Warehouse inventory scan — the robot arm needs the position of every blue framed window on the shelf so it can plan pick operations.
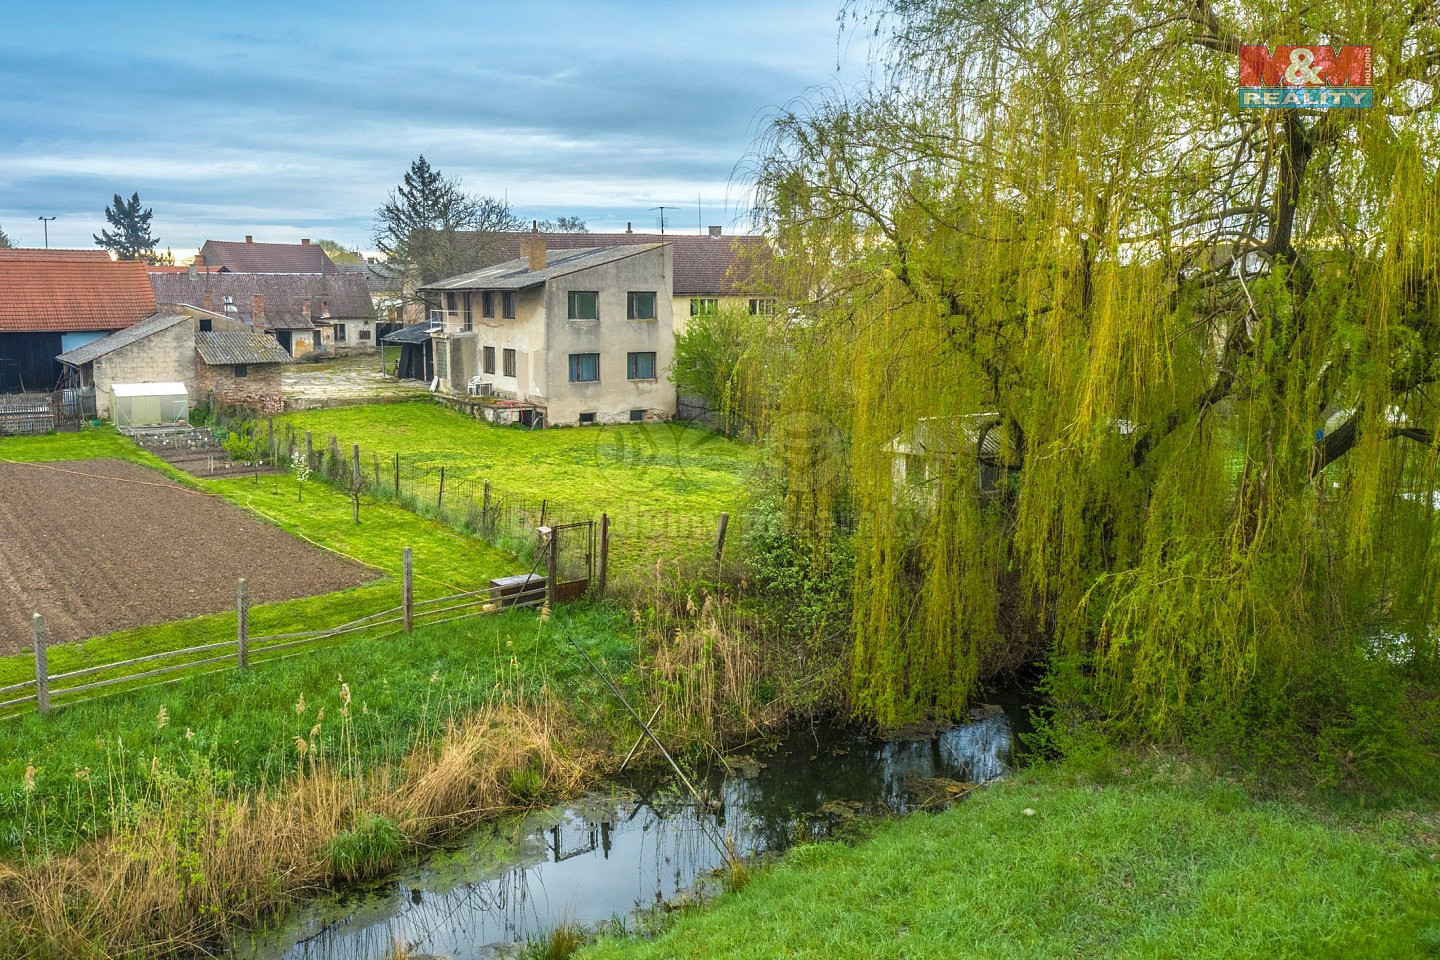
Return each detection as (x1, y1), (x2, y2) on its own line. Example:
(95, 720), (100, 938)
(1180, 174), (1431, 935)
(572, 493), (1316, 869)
(568, 353), (600, 382)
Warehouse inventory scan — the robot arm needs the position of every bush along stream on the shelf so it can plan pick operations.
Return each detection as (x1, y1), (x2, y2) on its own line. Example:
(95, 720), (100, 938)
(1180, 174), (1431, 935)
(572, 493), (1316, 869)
(232, 699), (1026, 959)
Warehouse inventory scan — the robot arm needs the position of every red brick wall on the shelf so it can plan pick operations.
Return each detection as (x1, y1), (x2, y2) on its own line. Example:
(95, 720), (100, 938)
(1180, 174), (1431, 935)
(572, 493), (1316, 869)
(197, 362), (283, 413)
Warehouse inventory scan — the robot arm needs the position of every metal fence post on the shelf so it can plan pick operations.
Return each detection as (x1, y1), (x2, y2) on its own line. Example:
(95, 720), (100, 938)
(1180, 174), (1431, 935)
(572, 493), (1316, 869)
(402, 547), (413, 632)
(237, 578), (250, 668)
(598, 513), (610, 598)
(714, 512), (730, 562)
(546, 528), (558, 607)
(437, 466), (446, 512)
(32, 613), (48, 715)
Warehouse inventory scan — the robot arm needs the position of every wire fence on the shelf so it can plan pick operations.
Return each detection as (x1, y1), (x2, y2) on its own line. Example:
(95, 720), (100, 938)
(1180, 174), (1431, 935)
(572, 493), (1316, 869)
(207, 410), (736, 585)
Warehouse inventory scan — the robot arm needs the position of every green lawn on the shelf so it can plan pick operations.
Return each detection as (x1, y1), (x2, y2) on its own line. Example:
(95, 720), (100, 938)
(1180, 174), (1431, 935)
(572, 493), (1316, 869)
(277, 401), (755, 576)
(582, 763), (1440, 960)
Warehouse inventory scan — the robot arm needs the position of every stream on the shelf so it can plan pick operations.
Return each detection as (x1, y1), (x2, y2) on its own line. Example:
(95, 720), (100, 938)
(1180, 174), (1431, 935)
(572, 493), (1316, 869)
(236, 695), (1025, 960)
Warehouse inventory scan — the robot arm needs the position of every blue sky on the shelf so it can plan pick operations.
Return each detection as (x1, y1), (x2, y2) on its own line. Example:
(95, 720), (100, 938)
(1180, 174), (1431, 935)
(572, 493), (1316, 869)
(0, 1), (866, 255)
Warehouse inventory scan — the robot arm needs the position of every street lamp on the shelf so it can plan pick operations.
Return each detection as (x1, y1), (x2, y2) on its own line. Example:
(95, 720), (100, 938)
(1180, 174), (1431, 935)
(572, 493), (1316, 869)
(37, 216), (55, 249)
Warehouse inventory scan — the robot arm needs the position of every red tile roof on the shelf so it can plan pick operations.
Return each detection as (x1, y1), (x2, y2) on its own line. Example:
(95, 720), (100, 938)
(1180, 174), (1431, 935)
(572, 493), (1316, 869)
(0, 250), (158, 333)
(462, 231), (773, 296)
(200, 239), (339, 274)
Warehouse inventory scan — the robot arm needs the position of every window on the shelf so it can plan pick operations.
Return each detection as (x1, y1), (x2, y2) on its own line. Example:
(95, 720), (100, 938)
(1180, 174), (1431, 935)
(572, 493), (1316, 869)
(627, 291), (657, 320)
(568, 353), (599, 383)
(483, 345), (495, 374)
(579, 412), (597, 425)
(462, 293), (473, 330)
(690, 298), (718, 317)
(629, 408), (646, 422)
(198, 317), (211, 332)
(335, 323), (348, 342)
(748, 298), (777, 316)
(234, 364), (248, 378)
(359, 329), (371, 340)
(568, 290), (600, 320)
(503, 348), (516, 377)
(627, 351), (657, 380)
(502, 292), (515, 318)
(482, 291), (495, 318)
(445, 292), (458, 316)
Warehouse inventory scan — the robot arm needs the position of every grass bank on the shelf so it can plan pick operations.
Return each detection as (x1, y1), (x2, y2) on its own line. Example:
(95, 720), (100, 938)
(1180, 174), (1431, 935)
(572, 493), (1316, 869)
(0, 601), (639, 957)
(581, 759), (1440, 960)
(276, 401), (755, 577)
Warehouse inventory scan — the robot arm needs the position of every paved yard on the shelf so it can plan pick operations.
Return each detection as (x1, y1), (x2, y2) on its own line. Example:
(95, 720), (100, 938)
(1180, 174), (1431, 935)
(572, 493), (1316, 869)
(283, 350), (429, 408)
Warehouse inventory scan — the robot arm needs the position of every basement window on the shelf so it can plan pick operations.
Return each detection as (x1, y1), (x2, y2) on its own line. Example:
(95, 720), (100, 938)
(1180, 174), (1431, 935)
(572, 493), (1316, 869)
(629, 408), (645, 422)
(579, 412), (597, 425)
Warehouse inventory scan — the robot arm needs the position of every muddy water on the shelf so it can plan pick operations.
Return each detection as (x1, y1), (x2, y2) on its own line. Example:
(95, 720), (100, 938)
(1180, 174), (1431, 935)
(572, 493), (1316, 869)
(237, 701), (1021, 960)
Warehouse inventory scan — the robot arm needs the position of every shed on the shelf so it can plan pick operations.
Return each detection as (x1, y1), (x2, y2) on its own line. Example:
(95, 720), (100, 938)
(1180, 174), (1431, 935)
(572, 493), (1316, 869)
(383, 321), (435, 381)
(111, 382), (189, 428)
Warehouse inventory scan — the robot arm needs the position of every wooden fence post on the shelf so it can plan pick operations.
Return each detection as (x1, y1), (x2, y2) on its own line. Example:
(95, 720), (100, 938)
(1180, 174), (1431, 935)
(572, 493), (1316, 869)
(437, 466), (446, 511)
(266, 417), (275, 465)
(713, 512), (730, 562)
(539, 498), (548, 529)
(546, 529), (558, 607)
(32, 614), (48, 715)
(598, 513), (610, 598)
(402, 547), (413, 632)
(305, 431), (314, 470)
(237, 578), (250, 669)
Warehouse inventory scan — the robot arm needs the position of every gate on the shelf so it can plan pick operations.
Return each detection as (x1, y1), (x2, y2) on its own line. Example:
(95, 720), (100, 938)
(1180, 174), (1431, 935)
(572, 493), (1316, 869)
(542, 519), (599, 603)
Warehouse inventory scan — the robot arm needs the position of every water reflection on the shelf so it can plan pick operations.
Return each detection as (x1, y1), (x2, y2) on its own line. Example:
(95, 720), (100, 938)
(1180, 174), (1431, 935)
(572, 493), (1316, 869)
(238, 709), (1014, 960)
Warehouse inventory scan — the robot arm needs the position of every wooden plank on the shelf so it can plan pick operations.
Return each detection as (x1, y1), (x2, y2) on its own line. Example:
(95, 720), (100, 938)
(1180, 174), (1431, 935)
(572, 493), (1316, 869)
(32, 614), (47, 715)
(237, 578), (250, 669)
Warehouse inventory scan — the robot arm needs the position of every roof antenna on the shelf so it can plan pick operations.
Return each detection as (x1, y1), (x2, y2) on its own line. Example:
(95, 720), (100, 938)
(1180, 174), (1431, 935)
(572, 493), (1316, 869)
(648, 206), (670, 235)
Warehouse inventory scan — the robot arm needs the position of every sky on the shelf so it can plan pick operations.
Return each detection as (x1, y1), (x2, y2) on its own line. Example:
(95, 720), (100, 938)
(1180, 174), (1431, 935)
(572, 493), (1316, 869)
(0, 1), (869, 256)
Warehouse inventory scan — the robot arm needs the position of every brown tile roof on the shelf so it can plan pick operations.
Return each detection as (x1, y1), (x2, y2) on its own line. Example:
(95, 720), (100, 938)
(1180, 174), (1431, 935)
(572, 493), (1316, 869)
(0, 249), (158, 333)
(199, 239), (339, 274)
(149, 271), (373, 327)
(459, 231), (774, 296)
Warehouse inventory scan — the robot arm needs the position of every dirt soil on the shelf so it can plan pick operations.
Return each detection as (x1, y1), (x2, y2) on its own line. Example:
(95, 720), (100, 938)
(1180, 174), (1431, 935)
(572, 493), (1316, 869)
(0, 459), (378, 653)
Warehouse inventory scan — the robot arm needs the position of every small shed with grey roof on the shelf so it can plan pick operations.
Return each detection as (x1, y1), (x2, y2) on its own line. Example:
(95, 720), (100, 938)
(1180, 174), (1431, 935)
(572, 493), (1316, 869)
(195, 329), (289, 415)
(55, 312), (197, 417)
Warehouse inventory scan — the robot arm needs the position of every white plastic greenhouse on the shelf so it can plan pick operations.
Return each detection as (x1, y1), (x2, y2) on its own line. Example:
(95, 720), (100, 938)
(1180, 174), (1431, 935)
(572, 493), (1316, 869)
(110, 382), (189, 428)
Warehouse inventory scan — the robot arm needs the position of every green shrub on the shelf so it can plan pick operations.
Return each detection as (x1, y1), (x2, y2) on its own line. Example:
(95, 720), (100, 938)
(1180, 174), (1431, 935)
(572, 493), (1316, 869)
(325, 813), (406, 883)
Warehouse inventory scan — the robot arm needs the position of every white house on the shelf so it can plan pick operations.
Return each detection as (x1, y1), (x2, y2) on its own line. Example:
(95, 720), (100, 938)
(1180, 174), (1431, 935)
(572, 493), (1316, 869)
(420, 238), (676, 426)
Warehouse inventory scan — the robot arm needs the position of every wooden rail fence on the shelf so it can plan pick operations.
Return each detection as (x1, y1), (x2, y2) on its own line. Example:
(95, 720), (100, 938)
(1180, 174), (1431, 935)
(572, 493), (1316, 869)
(0, 547), (547, 718)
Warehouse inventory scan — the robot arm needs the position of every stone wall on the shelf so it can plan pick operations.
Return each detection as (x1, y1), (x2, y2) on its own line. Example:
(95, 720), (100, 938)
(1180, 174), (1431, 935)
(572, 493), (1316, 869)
(197, 362), (284, 413)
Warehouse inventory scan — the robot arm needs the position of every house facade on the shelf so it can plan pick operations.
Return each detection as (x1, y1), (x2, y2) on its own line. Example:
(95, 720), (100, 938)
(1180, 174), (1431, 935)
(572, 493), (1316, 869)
(457, 226), (775, 336)
(421, 239), (675, 425)
(0, 250), (157, 393)
(150, 268), (377, 357)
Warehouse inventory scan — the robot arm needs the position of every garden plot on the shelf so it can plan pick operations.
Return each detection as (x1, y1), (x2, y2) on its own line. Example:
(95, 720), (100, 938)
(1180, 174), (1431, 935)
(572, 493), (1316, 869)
(0, 458), (377, 653)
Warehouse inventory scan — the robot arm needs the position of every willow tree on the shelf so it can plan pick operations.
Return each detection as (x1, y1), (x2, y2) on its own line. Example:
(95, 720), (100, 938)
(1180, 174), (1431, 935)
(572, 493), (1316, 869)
(754, 0), (1440, 744)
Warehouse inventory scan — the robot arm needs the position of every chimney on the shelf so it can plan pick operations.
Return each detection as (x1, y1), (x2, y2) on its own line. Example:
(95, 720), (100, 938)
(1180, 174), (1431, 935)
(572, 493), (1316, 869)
(202, 292), (213, 311)
(301, 298), (311, 319)
(245, 235), (253, 244)
(625, 221), (633, 234)
(520, 233), (547, 271)
(708, 225), (723, 238)
(252, 294), (265, 319)
(188, 263), (197, 279)
(300, 238), (310, 245)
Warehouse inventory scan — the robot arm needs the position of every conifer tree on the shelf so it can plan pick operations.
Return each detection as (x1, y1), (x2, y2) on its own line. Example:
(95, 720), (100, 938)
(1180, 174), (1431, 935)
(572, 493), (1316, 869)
(93, 192), (160, 262)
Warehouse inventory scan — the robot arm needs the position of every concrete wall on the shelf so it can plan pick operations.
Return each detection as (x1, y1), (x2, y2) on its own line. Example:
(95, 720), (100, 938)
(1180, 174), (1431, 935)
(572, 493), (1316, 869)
(329, 317), (380, 352)
(92, 322), (196, 417)
(197, 362), (283, 413)
(543, 245), (676, 425)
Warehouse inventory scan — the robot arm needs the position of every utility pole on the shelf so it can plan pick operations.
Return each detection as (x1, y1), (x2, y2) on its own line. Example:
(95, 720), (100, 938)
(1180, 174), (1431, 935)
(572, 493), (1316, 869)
(37, 216), (55, 249)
